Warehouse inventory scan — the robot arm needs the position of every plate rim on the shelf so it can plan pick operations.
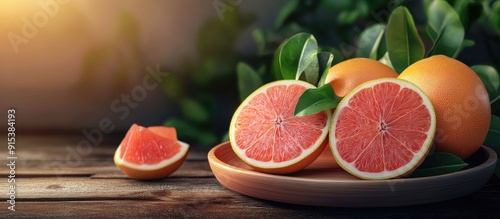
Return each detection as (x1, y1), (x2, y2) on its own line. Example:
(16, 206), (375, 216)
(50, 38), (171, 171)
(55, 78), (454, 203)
(208, 141), (498, 206)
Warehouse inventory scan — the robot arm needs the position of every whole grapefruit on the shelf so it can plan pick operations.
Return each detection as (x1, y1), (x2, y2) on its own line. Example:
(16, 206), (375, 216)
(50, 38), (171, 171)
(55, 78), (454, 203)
(324, 58), (398, 97)
(398, 55), (491, 159)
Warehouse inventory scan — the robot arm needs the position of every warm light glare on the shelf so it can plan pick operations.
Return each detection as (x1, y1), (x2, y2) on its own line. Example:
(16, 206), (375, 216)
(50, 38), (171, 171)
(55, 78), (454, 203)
(0, 1), (35, 17)
(0, 0), (221, 130)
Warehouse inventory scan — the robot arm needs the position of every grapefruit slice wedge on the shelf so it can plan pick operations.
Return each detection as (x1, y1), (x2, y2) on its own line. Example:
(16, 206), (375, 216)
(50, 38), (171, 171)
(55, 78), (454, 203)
(330, 78), (436, 179)
(229, 80), (331, 174)
(114, 124), (189, 180)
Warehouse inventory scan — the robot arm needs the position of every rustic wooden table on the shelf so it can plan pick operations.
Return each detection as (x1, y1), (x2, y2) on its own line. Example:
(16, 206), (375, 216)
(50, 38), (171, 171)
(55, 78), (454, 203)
(1, 134), (499, 218)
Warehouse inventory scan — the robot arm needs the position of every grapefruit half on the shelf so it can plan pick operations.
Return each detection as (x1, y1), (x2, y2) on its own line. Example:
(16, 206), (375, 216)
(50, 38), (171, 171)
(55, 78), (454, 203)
(330, 78), (436, 179)
(114, 124), (189, 180)
(229, 80), (331, 174)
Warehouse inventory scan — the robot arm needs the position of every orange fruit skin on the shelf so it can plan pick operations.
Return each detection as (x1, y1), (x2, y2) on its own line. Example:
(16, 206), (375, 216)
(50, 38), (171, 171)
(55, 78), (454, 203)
(398, 55), (491, 159)
(325, 58), (398, 97)
(114, 146), (188, 180)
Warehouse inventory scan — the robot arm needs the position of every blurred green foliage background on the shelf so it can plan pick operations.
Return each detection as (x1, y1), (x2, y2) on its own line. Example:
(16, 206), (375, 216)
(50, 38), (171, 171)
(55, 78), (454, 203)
(3, 0), (498, 149)
(160, 0), (500, 148)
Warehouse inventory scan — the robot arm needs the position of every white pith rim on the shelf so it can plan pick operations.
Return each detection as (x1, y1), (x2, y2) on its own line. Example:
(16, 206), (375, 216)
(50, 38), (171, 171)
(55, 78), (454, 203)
(329, 78), (436, 179)
(229, 80), (331, 169)
(114, 141), (189, 170)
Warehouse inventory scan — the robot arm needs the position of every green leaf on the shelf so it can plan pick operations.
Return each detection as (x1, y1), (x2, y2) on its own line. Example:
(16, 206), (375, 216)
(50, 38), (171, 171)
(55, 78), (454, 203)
(180, 98), (210, 124)
(355, 24), (386, 59)
(484, 129), (500, 152)
(471, 65), (500, 100)
(275, 0), (300, 28)
(378, 52), (394, 70)
(294, 84), (340, 117)
(491, 114), (500, 130)
(237, 62), (263, 101)
(491, 1), (500, 33)
(300, 53), (320, 85)
(386, 6), (425, 73)
(336, 0), (369, 26)
(317, 52), (334, 87)
(484, 115), (500, 150)
(411, 152), (468, 177)
(320, 46), (344, 66)
(272, 33), (319, 81)
(338, 10), (360, 26)
(426, 0), (465, 58)
(376, 26), (388, 60)
(492, 95), (500, 115)
(490, 114), (500, 130)
(252, 28), (267, 55)
(273, 43), (285, 80)
(451, 0), (483, 30)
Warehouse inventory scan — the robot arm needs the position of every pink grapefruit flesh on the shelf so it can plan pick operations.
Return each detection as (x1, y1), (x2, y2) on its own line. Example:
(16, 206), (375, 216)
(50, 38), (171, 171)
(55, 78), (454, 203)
(229, 80), (331, 174)
(330, 78), (436, 179)
(114, 124), (189, 180)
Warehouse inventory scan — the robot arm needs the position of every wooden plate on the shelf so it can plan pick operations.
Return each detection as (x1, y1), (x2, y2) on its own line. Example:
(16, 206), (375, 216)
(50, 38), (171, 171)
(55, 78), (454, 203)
(208, 142), (497, 207)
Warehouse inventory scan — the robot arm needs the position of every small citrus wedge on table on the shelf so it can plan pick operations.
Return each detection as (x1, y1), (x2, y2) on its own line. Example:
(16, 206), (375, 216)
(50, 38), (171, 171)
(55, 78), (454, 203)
(229, 80), (331, 174)
(330, 78), (436, 179)
(114, 124), (189, 180)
